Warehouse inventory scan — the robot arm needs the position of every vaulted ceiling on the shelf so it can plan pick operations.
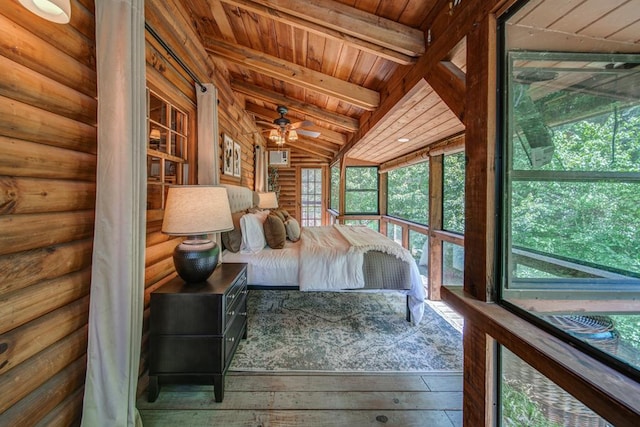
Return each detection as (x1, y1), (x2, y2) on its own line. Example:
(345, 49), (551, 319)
(178, 0), (640, 166)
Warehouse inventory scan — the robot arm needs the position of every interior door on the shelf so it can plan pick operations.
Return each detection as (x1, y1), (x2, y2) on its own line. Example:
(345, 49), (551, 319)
(300, 168), (323, 227)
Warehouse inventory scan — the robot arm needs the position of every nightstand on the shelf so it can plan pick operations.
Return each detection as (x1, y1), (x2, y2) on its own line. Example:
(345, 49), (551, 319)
(148, 263), (248, 403)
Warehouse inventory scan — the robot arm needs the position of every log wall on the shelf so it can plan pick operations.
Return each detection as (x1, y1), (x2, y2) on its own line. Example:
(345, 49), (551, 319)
(0, 0), (96, 424)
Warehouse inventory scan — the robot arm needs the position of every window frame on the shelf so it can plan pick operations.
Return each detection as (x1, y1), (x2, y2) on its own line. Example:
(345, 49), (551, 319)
(344, 166), (379, 215)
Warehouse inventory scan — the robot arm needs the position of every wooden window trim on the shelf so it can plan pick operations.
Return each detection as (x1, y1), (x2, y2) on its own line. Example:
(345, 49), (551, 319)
(442, 286), (640, 427)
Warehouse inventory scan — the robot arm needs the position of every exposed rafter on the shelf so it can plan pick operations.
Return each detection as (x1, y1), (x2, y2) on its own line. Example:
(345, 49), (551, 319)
(204, 37), (380, 110)
(236, 0), (425, 57)
(231, 80), (360, 132)
(427, 61), (466, 121)
(220, 0), (417, 65)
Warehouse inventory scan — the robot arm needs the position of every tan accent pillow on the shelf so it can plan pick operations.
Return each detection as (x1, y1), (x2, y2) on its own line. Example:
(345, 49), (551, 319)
(271, 209), (286, 222)
(221, 211), (245, 252)
(277, 208), (290, 220)
(263, 213), (286, 249)
(284, 217), (301, 242)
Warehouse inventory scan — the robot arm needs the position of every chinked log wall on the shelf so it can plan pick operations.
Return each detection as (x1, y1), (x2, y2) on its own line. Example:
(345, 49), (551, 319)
(0, 0), (96, 425)
(140, 0), (262, 395)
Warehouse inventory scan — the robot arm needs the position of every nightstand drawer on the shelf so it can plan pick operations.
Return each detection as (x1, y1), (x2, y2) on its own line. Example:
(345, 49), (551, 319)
(225, 274), (247, 308)
(225, 299), (247, 364)
(150, 335), (224, 373)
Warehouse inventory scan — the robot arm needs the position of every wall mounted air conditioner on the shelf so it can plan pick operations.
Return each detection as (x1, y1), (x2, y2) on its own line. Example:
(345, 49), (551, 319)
(268, 149), (290, 167)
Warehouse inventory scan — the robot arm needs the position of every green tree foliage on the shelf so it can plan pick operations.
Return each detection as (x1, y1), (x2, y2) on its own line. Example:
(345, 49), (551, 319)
(345, 167), (378, 213)
(387, 162), (429, 224)
(443, 152), (466, 233)
(511, 102), (640, 274)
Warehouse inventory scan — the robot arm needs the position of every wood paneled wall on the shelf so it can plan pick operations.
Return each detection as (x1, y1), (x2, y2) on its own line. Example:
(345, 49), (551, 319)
(140, 0), (264, 395)
(0, 0), (96, 424)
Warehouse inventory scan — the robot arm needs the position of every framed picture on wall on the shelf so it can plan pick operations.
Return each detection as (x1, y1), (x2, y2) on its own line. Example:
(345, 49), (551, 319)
(223, 134), (234, 176)
(233, 142), (242, 178)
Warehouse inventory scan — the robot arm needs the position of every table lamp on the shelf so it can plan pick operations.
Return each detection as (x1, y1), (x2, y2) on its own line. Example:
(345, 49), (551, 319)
(162, 186), (233, 283)
(257, 192), (278, 209)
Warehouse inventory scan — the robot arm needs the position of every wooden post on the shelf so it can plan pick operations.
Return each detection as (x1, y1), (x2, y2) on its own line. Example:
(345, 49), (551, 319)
(428, 154), (443, 300)
(378, 171), (387, 235)
(463, 13), (498, 427)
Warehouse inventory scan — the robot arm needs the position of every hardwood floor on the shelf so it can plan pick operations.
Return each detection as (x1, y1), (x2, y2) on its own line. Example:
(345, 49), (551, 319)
(137, 372), (463, 426)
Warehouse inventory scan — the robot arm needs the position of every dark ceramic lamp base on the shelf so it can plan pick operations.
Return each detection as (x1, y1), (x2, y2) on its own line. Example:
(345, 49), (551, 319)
(173, 238), (220, 283)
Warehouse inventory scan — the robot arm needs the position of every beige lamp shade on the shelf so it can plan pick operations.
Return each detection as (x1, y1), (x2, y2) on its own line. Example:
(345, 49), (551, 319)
(19, 0), (71, 23)
(162, 186), (234, 236)
(257, 192), (278, 209)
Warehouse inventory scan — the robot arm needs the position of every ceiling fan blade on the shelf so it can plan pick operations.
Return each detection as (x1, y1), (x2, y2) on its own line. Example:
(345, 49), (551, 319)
(296, 129), (321, 138)
(289, 120), (315, 130)
(256, 120), (278, 128)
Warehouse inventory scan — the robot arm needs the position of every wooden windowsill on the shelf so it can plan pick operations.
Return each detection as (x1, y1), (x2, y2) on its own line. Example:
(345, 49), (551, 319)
(441, 286), (640, 427)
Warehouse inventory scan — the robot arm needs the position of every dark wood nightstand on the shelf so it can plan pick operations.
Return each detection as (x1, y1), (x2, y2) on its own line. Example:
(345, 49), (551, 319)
(148, 263), (248, 403)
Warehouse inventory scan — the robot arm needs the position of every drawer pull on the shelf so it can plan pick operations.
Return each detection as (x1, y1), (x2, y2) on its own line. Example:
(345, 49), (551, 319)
(227, 310), (235, 317)
(227, 337), (235, 343)
(240, 311), (247, 316)
(242, 290), (248, 295)
(228, 293), (236, 300)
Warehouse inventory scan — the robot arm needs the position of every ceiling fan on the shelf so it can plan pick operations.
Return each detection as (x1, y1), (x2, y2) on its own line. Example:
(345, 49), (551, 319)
(257, 106), (321, 145)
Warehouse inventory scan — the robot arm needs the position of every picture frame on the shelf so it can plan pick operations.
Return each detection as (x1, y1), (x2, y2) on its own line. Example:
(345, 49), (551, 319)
(223, 134), (234, 176)
(233, 141), (242, 178)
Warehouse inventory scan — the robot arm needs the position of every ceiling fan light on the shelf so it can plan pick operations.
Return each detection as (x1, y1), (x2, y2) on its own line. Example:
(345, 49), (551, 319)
(275, 135), (286, 146)
(288, 130), (298, 141)
(268, 129), (279, 141)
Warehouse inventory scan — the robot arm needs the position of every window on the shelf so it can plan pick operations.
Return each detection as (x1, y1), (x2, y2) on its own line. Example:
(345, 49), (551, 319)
(500, 2), (640, 386)
(301, 168), (322, 227)
(330, 164), (340, 212)
(387, 162), (429, 225)
(147, 89), (188, 209)
(443, 152), (465, 233)
(345, 167), (378, 214)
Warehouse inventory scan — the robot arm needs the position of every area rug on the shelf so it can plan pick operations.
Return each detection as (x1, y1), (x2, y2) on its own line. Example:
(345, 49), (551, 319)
(229, 290), (463, 373)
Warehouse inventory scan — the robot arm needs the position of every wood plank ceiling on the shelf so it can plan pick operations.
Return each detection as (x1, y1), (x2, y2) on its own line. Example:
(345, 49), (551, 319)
(178, 0), (640, 165)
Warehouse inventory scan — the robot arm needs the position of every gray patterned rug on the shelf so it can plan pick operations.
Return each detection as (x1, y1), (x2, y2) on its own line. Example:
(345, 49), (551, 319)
(229, 290), (463, 373)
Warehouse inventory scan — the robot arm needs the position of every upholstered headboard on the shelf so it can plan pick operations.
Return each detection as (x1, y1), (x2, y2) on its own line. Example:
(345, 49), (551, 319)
(221, 184), (255, 213)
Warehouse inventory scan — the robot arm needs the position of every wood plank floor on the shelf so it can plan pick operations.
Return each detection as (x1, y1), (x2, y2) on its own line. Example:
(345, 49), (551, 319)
(137, 372), (463, 426)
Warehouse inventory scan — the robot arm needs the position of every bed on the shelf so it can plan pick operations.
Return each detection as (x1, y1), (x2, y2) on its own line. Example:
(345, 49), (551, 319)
(219, 184), (426, 325)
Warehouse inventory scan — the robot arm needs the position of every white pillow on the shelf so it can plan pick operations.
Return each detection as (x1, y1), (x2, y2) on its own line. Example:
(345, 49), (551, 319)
(240, 213), (267, 253)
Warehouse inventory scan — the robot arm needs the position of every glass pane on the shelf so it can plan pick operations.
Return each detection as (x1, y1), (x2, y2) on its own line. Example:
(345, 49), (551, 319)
(501, 347), (608, 427)
(147, 156), (161, 182)
(386, 223), (403, 246)
(345, 190), (378, 214)
(164, 160), (177, 184)
(172, 108), (186, 135)
(387, 162), (429, 224)
(409, 230), (428, 268)
(443, 152), (465, 233)
(301, 168), (322, 227)
(345, 167), (377, 190)
(149, 93), (167, 126)
(443, 241), (464, 286)
(331, 165), (340, 211)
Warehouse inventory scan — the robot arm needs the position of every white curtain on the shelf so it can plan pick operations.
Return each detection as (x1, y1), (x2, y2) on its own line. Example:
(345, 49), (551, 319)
(197, 83), (220, 185)
(255, 144), (268, 192)
(82, 0), (146, 426)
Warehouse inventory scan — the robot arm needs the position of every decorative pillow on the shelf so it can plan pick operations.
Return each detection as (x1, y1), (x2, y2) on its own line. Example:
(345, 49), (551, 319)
(252, 208), (270, 223)
(221, 211), (245, 252)
(263, 213), (286, 249)
(284, 217), (301, 242)
(270, 209), (286, 222)
(239, 213), (266, 253)
(277, 208), (290, 220)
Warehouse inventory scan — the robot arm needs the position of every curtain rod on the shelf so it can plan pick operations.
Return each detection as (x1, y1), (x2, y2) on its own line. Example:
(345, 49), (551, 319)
(145, 22), (207, 93)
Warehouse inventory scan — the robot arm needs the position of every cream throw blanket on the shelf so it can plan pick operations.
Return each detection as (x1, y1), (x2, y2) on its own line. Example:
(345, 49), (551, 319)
(334, 224), (416, 264)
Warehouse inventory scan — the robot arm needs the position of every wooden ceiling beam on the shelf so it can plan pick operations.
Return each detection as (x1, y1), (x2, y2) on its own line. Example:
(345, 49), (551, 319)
(231, 80), (360, 131)
(204, 37), (380, 110)
(333, 0), (508, 164)
(231, 0), (425, 57)
(220, 0), (416, 65)
(269, 138), (334, 160)
(426, 61), (466, 121)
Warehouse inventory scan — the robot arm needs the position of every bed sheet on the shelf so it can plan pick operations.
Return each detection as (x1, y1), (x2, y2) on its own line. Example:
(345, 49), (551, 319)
(222, 239), (300, 286)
